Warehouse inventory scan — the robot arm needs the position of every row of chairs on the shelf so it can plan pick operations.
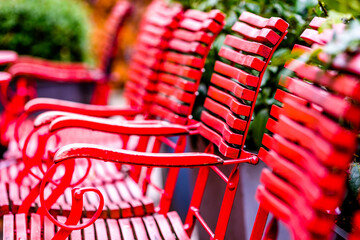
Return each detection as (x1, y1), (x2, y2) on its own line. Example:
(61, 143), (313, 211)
(0, 1), (359, 239)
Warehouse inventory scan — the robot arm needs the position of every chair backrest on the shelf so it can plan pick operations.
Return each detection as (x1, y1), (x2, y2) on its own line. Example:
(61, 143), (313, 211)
(148, 9), (226, 125)
(124, 0), (183, 111)
(171, 12), (288, 239)
(251, 21), (360, 239)
(198, 11), (288, 158)
(97, 1), (133, 75)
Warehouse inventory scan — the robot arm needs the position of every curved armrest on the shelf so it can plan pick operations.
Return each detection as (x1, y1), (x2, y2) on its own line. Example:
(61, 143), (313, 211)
(25, 98), (143, 117)
(15, 55), (88, 69)
(54, 143), (223, 167)
(0, 50), (18, 65)
(49, 114), (199, 136)
(8, 61), (106, 83)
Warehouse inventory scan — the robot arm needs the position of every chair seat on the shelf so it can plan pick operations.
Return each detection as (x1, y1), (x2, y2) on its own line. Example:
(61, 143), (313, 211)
(0, 161), (154, 219)
(4, 211), (190, 240)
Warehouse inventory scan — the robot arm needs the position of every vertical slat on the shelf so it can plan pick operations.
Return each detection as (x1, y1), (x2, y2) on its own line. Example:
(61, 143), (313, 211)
(119, 218), (135, 240)
(107, 219), (122, 240)
(44, 216), (55, 240)
(15, 213), (27, 240)
(143, 216), (163, 240)
(83, 218), (96, 240)
(3, 214), (14, 240)
(167, 212), (190, 240)
(30, 213), (41, 240)
(130, 217), (149, 240)
(154, 214), (176, 240)
(95, 219), (109, 240)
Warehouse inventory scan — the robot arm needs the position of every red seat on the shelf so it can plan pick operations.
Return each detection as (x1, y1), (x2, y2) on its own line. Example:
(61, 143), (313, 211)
(0, 12), (289, 240)
(250, 18), (360, 240)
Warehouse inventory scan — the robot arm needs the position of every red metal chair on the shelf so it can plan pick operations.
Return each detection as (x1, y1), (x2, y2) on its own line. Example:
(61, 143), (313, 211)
(1, 0), (183, 161)
(250, 21), (360, 240)
(0, 0), (133, 148)
(2, 12), (288, 240)
(0, 7), (226, 220)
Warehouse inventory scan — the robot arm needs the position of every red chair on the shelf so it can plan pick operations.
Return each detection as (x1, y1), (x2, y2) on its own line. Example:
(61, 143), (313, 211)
(250, 20), (360, 240)
(1, 0), (183, 161)
(0, 7), (226, 219)
(0, 0), (133, 148)
(2, 12), (288, 240)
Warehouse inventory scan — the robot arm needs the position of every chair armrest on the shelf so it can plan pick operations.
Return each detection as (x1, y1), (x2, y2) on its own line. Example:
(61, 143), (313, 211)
(25, 98), (143, 117)
(48, 114), (199, 136)
(54, 143), (223, 167)
(15, 55), (88, 69)
(0, 50), (18, 65)
(8, 61), (106, 83)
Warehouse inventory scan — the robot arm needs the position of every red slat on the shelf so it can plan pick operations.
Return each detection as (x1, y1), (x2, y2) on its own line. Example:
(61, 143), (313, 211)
(16, 213), (27, 240)
(200, 111), (244, 145)
(107, 219), (122, 240)
(143, 216), (163, 240)
(211, 73), (256, 101)
(161, 61), (203, 81)
(300, 29), (325, 45)
(232, 22), (281, 45)
(3, 214), (14, 240)
(168, 39), (208, 56)
(309, 17), (326, 30)
(184, 9), (225, 23)
(149, 105), (188, 125)
(119, 218), (135, 240)
(167, 212), (190, 240)
(224, 35), (271, 58)
(156, 83), (195, 104)
(173, 29), (213, 45)
(131, 217), (149, 240)
(83, 218), (96, 240)
(199, 123), (240, 158)
(44, 216), (55, 240)
(154, 214), (176, 240)
(214, 61), (259, 87)
(153, 94), (191, 115)
(158, 73), (197, 92)
(163, 52), (204, 69)
(204, 98), (247, 131)
(95, 219), (109, 240)
(239, 11), (289, 32)
(219, 47), (265, 71)
(207, 86), (251, 116)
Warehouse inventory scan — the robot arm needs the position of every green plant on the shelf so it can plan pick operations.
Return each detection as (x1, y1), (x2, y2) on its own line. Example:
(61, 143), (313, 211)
(0, 0), (91, 62)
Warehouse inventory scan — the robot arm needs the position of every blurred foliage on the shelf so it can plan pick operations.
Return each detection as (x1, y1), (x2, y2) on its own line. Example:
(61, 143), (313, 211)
(0, 0), (91, 62)
(170, 0), (322, 150)
(321, 0), (360, 18)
